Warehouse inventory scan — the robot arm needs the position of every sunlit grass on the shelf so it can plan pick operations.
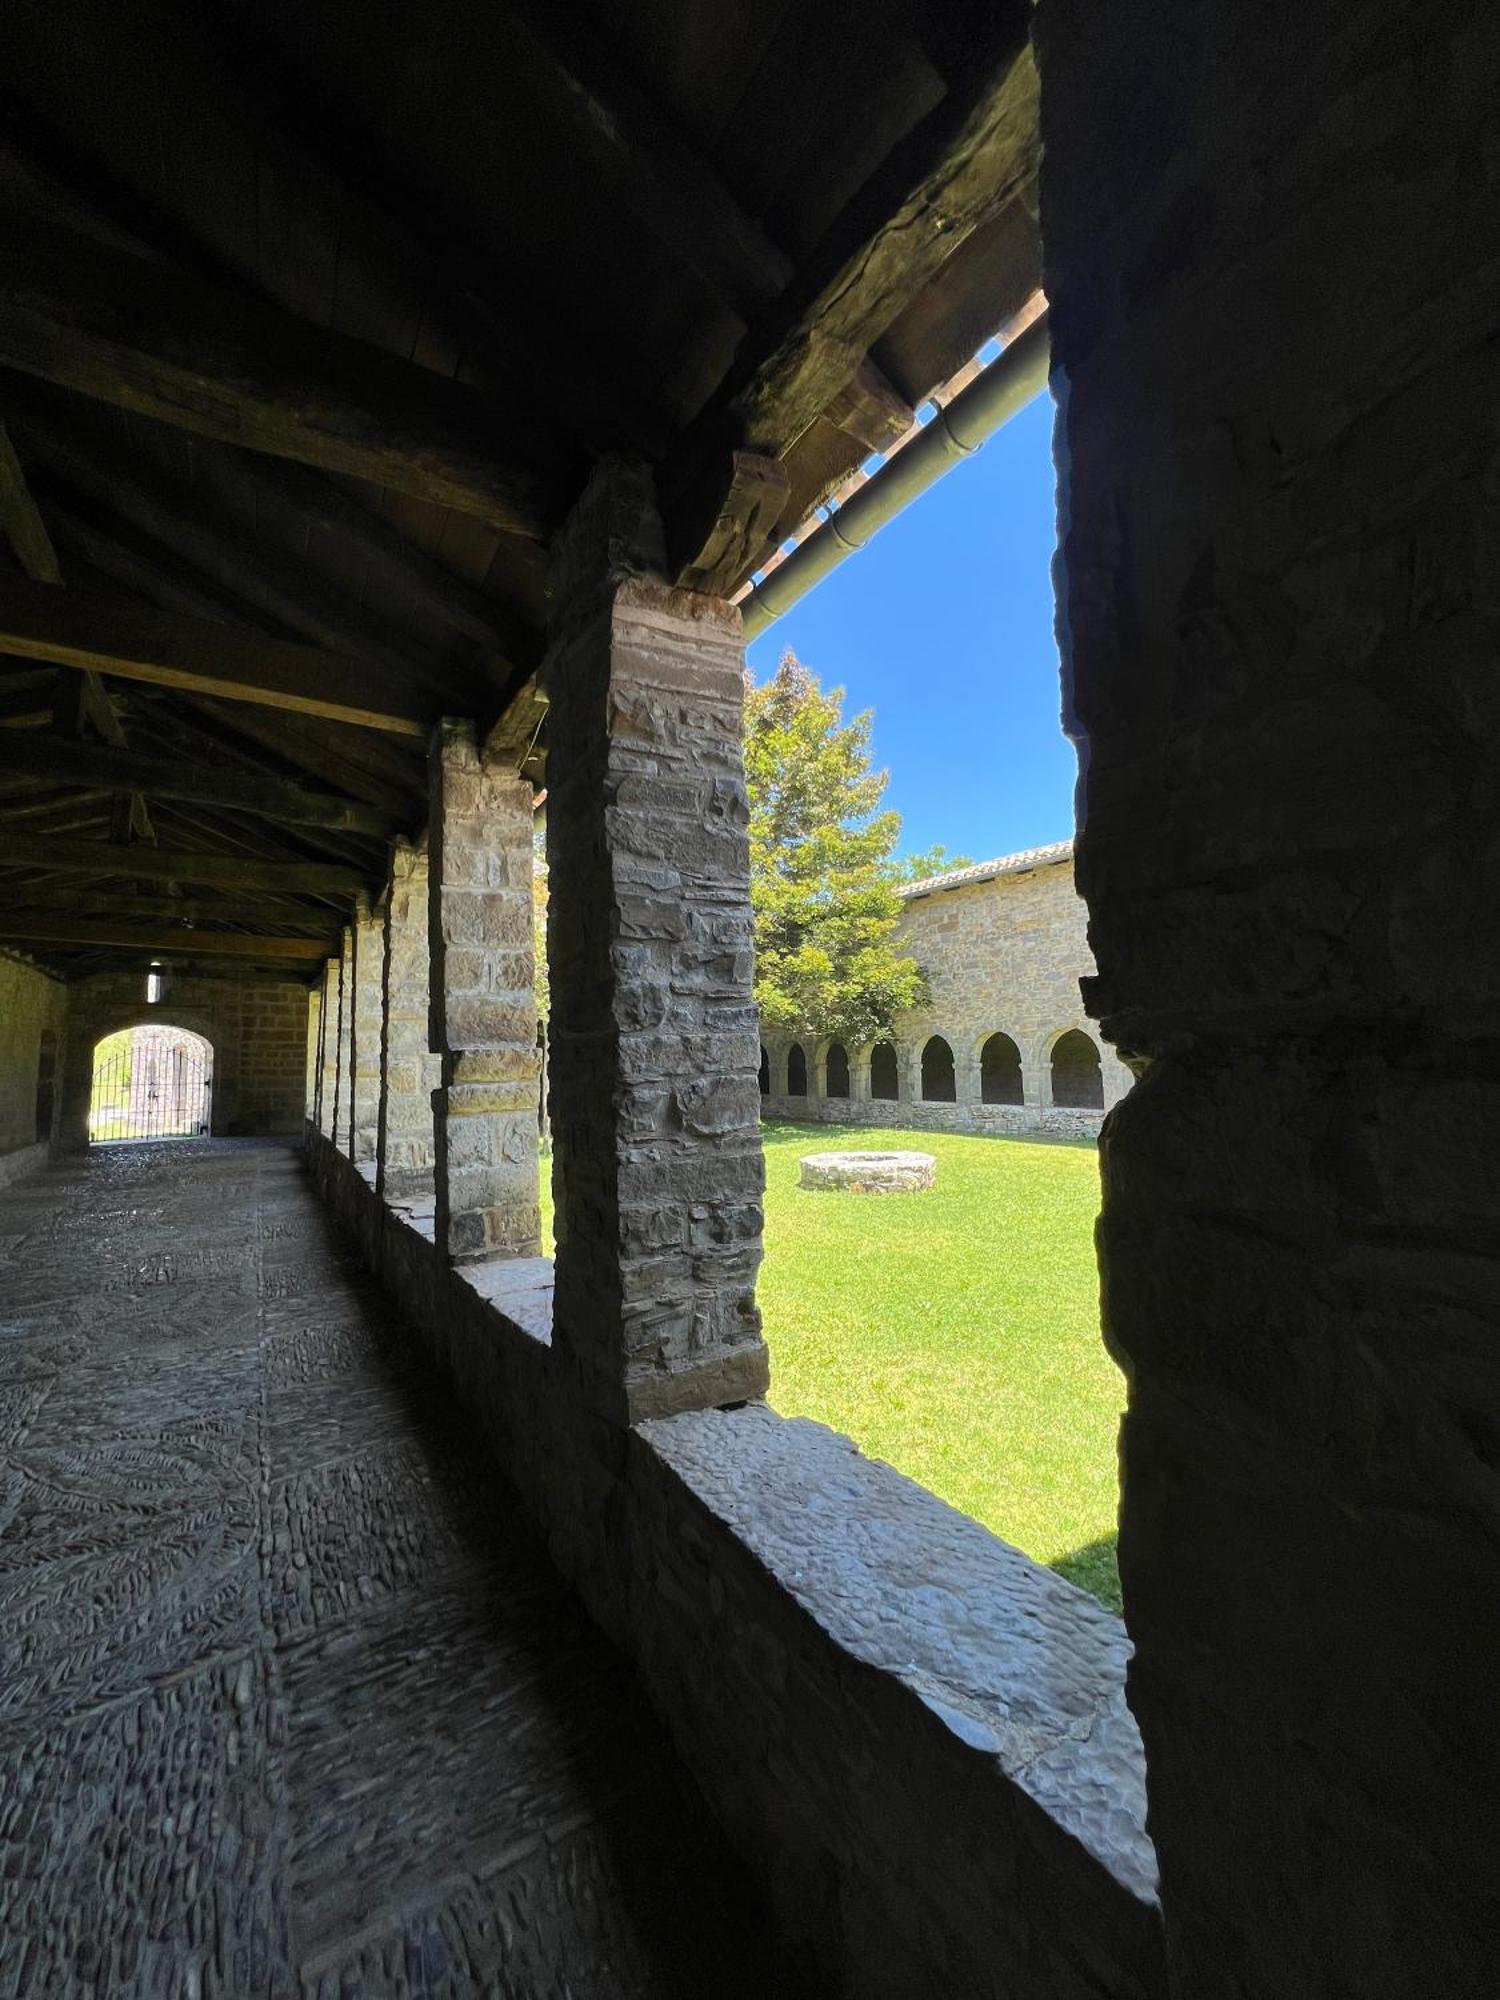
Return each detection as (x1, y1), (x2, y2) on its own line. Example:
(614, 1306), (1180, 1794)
(541, 1119), (1124, 1611)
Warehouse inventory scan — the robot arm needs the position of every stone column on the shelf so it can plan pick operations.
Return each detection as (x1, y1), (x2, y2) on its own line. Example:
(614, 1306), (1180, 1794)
(377, 838), (437, 1201)
(317, 958), (340, 1138)
(304, 985), (322, 1124)
(545, 456), (768, 1425)
(1041, 2), (1500, 1991)
(332, 925), (354, 1152)
(851, 1046), (872, 1104)
(428, 719), (540, 1263)
(350, 898), (385, 1167)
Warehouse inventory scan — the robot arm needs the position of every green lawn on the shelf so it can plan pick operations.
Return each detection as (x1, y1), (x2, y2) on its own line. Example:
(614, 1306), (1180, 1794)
(541, 1119), (1124, 1611)
(759, 1122), (1123, 1611)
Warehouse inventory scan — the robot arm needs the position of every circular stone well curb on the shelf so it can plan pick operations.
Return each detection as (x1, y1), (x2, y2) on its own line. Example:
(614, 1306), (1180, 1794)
(799, 1149), (937, 1194)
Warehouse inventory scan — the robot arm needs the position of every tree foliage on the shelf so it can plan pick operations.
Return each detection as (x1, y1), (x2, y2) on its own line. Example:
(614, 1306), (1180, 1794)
(744, 653), (926, 1047)
(889, 843), (975, 884)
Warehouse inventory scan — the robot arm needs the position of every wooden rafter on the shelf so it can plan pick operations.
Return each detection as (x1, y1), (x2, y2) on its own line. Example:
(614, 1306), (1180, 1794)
(0, 216), (560, 539)
(0, 576), (435, 735)
(0, 833), (364, 894)
(0, 912), (331, 958)
(0, 732), (396, 837)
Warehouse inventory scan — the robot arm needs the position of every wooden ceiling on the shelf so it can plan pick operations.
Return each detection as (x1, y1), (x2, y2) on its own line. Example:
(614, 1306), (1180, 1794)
(0, 0), (1040, 980)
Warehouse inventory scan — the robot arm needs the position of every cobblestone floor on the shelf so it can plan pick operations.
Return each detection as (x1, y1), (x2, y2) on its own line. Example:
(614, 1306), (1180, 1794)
(0, 1141), (800, 1999)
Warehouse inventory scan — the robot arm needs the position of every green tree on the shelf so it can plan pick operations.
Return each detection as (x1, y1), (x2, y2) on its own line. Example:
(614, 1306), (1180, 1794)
(889, 843), (975, 884)
(745, 653), (926, 1047)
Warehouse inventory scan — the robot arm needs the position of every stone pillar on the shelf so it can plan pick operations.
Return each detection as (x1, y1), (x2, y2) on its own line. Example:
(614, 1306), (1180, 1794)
(544, 457), (768, 1425)
(350, 898), (385, 1167)
(317, 958), (340, 1138)
(851, 1046), (872, 1104)
(332, 926), (353, 1152)
(304, 985), (322, 1124)
(428, 719), (540, 1263)
(1040, 1), (1500, 1992)
(377, 838), (437, 1201)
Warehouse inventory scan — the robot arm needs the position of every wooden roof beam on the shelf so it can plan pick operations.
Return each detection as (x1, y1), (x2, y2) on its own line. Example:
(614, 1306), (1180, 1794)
(0, 832), (364, 895)
(0, 912), (331, 958)
(7, 891), (340, 931)
(0, 576), (435, 735)
(0, 731), (396, 837)
(0, 216), (560, 539)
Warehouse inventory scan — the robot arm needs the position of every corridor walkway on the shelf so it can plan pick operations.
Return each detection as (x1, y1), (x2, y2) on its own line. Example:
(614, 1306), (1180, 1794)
(0, 1141), (799, 1999)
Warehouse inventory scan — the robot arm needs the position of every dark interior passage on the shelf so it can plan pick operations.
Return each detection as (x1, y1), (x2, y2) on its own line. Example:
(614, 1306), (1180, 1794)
(0, 1139), (804, 1996)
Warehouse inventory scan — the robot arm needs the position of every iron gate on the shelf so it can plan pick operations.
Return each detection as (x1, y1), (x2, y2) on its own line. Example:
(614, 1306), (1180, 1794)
(90, 1031), (213, 1143)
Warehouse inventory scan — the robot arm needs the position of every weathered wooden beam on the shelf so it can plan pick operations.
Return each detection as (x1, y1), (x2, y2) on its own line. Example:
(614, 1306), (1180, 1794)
(0, 577), (434, 735)
(692, 34), (1039, 464)
(7, 891), (338, 930)
(0, 731), (394, 836)
(0, 912), (331, 958)
(0, 833), (364, 894)
(0, 216), (559, 538)
(666, 449), (791, 595)
(0, 421), (63, 583)
(16, 407), (488, 701)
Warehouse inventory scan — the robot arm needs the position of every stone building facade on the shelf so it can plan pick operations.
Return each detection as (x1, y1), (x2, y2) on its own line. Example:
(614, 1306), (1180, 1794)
(761, 839), (1133, 1139)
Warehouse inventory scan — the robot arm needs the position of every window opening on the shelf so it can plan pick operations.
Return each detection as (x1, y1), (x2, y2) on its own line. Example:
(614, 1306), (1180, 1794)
(825, 1043), (850, 1098)
(980, 1032), (1024, 1105)
(920, 1035), (957, 1101)
(869, 1040), (899, 1101)
(758, 1045), (771, 1096)
(1051, 1029), (1104, 1110)
(34, 1028), (57, 1142)
(786, 1043), (808, 1097)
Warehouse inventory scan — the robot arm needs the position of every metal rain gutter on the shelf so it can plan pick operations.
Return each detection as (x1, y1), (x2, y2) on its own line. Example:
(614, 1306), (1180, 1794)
(738, 311), (1051, 642)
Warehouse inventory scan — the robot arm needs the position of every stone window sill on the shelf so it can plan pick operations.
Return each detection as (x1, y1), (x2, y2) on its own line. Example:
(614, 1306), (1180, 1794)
(639, 1403), (1158, 1907)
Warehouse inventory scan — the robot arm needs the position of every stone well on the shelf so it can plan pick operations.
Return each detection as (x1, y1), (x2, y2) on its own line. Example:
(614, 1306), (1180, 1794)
(799, 1149), (937, 1193)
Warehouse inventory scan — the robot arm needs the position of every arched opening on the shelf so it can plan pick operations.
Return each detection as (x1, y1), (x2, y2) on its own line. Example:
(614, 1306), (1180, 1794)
(869, 1040), (899, 1101)
(980, 1032), (1024, 1105)
(90, 1025), (213, 1144)
(34, 1028), (57, 1143)
(1050, 1029), (1104, 1110)
(920, 1035), (957, 1102)
(825, 1042), (850, 1098)
(786, 1043), (808, 1097)
(758, 1044), (771, 1096)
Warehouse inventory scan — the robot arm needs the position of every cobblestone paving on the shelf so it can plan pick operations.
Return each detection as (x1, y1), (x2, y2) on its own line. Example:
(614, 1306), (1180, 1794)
(0, 1141), (800, 1999)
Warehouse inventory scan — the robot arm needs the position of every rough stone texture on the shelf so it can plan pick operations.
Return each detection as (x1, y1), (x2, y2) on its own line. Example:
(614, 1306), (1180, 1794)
(763, 846), (1133, 1139)
(428, 720), (540, 1264)
(0, 951), (66, 1164)
(332, 927), (354, 1152)
(349, 901), (385, 1167)
(799, 1148), (936, 1193)
(0, 1138), (806, 1997)
(544, 457), (769, 1424)
(59, 969), (308, 1149)
(376, 837), (437, 1201)
(1038, 1), (1500, 1991)
(316, 959), (339, 1139)
(303, 985), (320, 1121)
(307, 1127), (1166, 1998)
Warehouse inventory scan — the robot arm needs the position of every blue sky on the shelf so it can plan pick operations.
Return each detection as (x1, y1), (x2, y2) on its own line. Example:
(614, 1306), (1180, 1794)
(745, 388), (1075, 868)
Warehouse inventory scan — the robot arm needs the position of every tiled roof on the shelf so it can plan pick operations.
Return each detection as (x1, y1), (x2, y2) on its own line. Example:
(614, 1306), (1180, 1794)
(895, 838), (1075, 899)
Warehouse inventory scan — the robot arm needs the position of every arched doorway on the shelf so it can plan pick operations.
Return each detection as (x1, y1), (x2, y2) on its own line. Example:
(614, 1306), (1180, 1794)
(90, 1025), (213, 1144)
(786, 1043), (808, 1097)
(980, 1032), (1024, 1105)
(824, 1042), (850, 1098)
(869, 1041), (900, 1101)
(1050, 1029), (1104, 1110)
(920, 1035), (957, 1102)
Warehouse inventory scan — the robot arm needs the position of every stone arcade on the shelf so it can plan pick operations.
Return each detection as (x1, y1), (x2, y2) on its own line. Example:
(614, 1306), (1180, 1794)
(761, 839), (1136, 1139)
(0, 2), (1495, 1995)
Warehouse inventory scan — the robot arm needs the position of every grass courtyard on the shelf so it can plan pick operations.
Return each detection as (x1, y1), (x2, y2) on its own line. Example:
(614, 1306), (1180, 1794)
(541, 1120), (1124, 1611)
(758, 1122), (1123, 1611)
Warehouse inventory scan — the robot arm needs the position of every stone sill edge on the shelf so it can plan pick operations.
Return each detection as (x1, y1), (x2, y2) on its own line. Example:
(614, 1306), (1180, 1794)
(409, 1199), (1158, 1909)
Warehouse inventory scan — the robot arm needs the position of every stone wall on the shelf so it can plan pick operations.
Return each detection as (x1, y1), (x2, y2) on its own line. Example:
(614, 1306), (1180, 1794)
(762, 845), (1133, 1138)
(59, 971), (311, 1149)
(0, 951), (67, 1167)
(1038, 0), (1500, 1992)
(305, 1127), (1165, 2000)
